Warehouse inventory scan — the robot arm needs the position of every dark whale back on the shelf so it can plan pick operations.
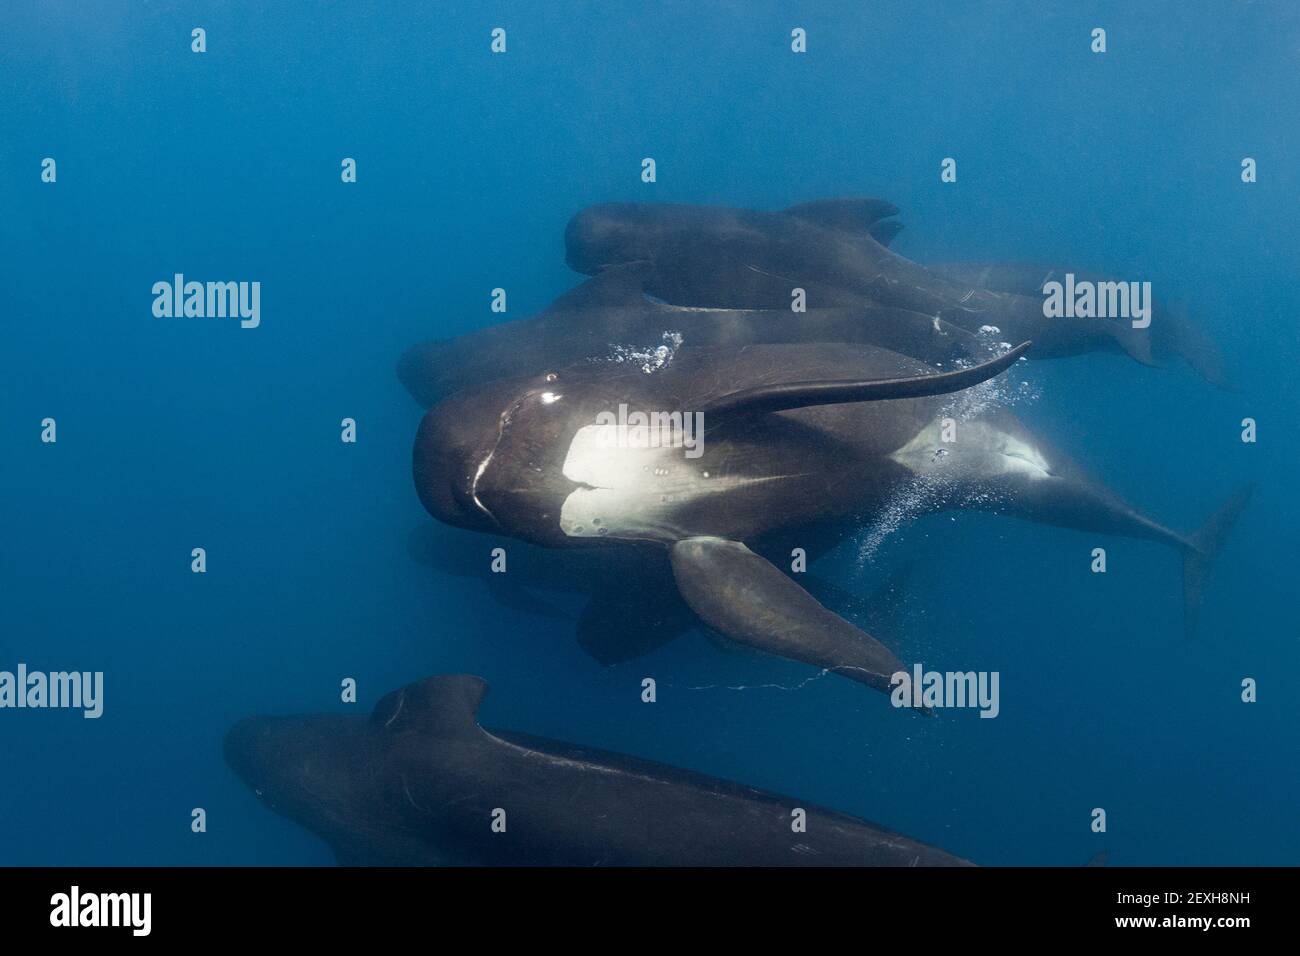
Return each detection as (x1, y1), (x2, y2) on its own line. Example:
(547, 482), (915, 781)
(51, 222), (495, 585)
(225, 675), (974, 867)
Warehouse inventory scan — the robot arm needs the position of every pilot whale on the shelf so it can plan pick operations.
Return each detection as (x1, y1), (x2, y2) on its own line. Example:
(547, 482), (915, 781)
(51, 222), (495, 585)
(412, 341), (1249, 696)
(564, 199), (1157, 368)
(224, 673), (974, 866)
(397, 261), (991, 409)
(925, 260), (1229, 387)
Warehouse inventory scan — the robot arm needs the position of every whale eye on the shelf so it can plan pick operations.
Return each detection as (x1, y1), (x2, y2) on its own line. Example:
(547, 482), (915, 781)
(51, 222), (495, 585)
(545, 372), (558, 382)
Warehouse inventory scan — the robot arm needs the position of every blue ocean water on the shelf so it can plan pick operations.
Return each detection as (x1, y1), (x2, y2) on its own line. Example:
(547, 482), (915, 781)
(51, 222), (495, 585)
(1, 1), (1296, 866)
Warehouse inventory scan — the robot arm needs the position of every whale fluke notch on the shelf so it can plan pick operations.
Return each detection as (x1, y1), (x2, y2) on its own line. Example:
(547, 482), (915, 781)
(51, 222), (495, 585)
(782, 197), (900, 233)
(370, 674), (488, 736)
(669, 536), (909, 698)
(701, 340), (1031, 419)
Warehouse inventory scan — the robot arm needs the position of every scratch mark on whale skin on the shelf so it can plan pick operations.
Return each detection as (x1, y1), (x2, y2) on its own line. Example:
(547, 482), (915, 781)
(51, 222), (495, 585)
(400, 773), (432, 813)
(383, 691), (405, 728)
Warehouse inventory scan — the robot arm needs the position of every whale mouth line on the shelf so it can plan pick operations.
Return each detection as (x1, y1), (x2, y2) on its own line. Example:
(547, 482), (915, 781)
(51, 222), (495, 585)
(470, 454), (496, 520)
(468, 405), (514, 526)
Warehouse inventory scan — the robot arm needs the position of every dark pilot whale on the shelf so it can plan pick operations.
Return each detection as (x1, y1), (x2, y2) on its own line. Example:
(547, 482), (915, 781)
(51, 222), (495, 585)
(224, 673), (973, 866)
(412, 341), (1249, 696)
(415, 342), (1030, 695)
(926, 260), (1229, 387)
(563, 199), (1169, 370)
(397, 261), (992, 409)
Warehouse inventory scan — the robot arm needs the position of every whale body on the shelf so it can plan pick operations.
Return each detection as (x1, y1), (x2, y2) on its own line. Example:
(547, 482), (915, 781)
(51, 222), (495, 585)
(225, 674), (974, 866)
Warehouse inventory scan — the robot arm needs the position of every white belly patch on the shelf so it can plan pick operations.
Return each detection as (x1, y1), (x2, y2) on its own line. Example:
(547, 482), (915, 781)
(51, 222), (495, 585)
(559, 423), (743, 539)
(889, 420), (1053, 481)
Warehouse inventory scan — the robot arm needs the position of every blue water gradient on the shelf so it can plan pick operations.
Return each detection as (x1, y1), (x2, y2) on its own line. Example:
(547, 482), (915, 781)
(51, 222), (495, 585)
(1, 1), (1296, 865)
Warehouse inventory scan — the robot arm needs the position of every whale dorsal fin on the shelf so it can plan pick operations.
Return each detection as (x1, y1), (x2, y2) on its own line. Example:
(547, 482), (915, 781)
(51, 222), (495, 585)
(868, 219), (904, 246)
(550, 261), (657, 312)
(700, 341), (1030, 418)
(371, 674), (487, 736)
(782, 197), (900, 233)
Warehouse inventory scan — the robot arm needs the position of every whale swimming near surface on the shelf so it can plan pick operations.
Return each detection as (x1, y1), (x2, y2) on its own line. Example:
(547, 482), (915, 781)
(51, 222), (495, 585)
(224, 673), (974, 866)
(411, 340), (1249, 697)
(397, 261), (993, 410)
(564, 199), (1209, 373)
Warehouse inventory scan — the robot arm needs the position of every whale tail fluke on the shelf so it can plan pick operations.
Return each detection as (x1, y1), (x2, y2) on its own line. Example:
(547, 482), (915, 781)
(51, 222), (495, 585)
(1181, 485), (1254, 639)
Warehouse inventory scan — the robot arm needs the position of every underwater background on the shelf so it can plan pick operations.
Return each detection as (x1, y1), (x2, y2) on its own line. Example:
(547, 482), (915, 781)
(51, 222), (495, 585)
(1, 0), (1296, 866)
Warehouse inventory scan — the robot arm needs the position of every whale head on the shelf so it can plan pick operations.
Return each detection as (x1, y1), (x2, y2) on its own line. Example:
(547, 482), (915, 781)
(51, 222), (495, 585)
(224, 676), (491, 865)
(413, 370), (591, 545)
(564, 203), (678, 275)
(223, 713), (384, 857)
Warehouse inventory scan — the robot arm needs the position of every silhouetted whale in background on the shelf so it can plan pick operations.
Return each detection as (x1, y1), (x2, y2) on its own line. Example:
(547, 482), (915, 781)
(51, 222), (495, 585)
(412, 341), (1248, 698)
(224, 673), (974, 866)
(926, 261), (1229, 387)
(563, 199), (1173, 370)
(397, 261), (991, 409)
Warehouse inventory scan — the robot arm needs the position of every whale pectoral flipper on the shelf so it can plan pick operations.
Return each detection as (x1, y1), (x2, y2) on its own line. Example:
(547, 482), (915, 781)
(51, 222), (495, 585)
(576, 587), (692, 666)
(700, 341), (1030, 419)
(668, 536), (906, 698)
